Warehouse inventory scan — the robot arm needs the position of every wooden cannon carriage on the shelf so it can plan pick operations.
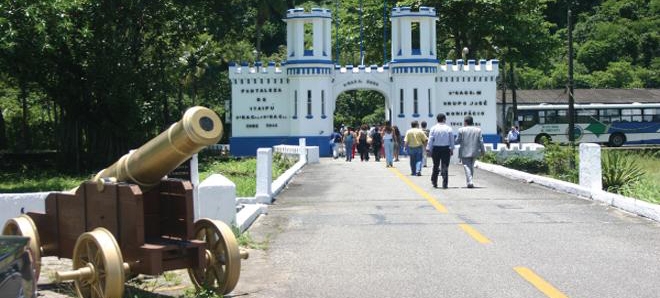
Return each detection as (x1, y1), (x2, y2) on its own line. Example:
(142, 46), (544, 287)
(2, 107), (247, 298)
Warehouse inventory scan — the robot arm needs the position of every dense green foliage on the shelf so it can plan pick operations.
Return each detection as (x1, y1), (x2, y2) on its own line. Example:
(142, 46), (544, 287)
(0, 0), (658, 173)
(601, 150), (645, 192)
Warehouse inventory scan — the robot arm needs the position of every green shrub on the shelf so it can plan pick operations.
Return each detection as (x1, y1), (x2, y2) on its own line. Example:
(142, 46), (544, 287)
(543, 141), (579, 182)
(479, 151), (498, 164)
(501, 156), (548, 174)
(601, 150), (645, 193)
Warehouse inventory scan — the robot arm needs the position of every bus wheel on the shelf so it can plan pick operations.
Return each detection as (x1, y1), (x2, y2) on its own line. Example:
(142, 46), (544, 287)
(609, 133), (626, 147)
(535, 134), (551, 144)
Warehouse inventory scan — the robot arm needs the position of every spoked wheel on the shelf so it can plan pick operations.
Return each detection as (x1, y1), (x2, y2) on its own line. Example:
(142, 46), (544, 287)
(3, 214), (42, 280)
(57, 228), (125, 298)
(188, 218), (241, 295)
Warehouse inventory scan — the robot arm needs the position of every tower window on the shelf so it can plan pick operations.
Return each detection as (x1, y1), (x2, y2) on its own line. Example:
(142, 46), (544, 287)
(306, 90), (313, 118)
(399, 89), (404, 115)
(411, 21), (420, 54)
(321, 90), (326, 117)
(413, 88), (419, 115)
(294, 90), (298, 118)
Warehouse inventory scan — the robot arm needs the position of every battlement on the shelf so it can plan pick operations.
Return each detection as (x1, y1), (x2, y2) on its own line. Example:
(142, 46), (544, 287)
(391, 6), (436, 17)
(286, 7), (332, 19)
(334, 64), (389, 74)
(229, 61), (285, 75)
(439, 59), (499, 72)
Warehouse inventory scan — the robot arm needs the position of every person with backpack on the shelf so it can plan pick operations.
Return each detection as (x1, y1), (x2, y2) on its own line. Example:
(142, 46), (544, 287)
(370, 125), (383, 162)
(357, 124), (370, 161)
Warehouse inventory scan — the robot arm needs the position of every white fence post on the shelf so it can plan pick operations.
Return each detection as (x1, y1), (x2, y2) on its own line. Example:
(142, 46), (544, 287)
(299, 138), (307, 162)
(579, 143), (602, 192)
(256, 148), (273, 204)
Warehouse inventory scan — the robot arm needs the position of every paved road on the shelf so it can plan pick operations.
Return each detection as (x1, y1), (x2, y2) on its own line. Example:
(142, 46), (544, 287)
(232, 157), (660, 298)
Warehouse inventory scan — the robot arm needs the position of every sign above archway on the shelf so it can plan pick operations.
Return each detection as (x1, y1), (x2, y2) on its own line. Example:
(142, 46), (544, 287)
(228, 7), (499, 156)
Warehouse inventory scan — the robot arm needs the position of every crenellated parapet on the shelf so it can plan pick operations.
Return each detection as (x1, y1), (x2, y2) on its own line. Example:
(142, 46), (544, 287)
(439, 59), (499, 72)
(391, 6), (436, 16)
(286, 7), (331, 19)
(229, 61), (286, 76)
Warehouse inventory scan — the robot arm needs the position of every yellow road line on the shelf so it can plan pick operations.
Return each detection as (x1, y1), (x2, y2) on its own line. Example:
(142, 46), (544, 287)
(458, 223), (492, 244)
(514, 267), (569, 298)
(389, 168), (447, 213)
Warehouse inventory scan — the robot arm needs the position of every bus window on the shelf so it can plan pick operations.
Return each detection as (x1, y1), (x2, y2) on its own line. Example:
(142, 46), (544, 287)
(621, 108), (642, 122)
(577, 109), (597, 123)
(600, 109), (620, 123)
(539, 110), (546, 124)
(557, 110), (568, 123)
(644, 108), (659, 122)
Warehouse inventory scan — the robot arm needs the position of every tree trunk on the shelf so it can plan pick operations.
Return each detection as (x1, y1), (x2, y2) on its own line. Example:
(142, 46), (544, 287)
(500, 60), (507, 137)
(510, 63), (518, 127)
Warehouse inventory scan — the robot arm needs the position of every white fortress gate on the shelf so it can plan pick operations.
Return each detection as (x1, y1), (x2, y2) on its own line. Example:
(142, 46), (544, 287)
(229, 7), (499, 156)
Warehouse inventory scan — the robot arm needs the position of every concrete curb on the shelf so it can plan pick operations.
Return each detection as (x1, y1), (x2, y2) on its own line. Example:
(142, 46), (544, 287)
(475, 161), (660, 222)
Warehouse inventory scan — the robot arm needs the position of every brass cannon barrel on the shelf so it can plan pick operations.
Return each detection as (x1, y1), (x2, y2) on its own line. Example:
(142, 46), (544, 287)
(93, 106), (222, 189)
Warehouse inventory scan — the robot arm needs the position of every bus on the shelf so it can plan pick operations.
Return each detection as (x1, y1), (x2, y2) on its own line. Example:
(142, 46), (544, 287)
(506, 103), (660, 146)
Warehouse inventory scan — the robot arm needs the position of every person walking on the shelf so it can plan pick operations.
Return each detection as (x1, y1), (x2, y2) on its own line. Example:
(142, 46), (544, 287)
(426, 113), (454, 189)
(357, 124), (370, 162)
(330, 128), (343, 159)
(343, 127), (355, 162)
(455, 116), (486, 188)
(403, 121), (428, 176)
(393, 125), (402, 162)
(382, 124), (394, 167)
(371, 125), (383, 161)
(421, 121), (430, 167)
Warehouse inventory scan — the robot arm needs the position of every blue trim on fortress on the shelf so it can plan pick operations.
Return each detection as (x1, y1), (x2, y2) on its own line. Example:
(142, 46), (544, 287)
(285, 60), (334, 65)
(483, 134), (501, 145)
(390, 58), (440, 64)
(230, 136), (334, 157)
(287, 67), (332, 75)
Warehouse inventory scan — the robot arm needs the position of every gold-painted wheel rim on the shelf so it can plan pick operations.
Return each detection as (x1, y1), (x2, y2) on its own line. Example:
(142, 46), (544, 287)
(188, 219), (241, 294)
(3, 214), (42, 280)
(72, 228), (125, 298)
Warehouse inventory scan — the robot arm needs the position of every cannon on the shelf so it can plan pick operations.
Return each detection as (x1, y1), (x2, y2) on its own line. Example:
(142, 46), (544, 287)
(2, 106), (248, 298)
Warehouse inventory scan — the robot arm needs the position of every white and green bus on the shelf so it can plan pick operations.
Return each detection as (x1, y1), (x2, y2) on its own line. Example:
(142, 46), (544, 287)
(508, 103), (660, 147)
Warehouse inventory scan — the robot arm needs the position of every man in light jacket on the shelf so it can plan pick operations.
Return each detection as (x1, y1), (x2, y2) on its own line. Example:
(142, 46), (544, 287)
(455, 116), (486, 188)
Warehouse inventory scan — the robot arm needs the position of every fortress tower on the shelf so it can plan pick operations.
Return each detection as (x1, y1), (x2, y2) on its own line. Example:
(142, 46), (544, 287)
(228, 7), (499, 157)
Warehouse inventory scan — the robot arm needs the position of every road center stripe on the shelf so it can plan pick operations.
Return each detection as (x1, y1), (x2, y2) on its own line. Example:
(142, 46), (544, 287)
(389, 168), (448, 213)
(458, 223), (492, 244)
(514, 267), (569, 298)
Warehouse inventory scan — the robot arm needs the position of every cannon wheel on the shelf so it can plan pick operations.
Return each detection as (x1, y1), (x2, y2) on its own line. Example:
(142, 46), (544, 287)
(72, 228), (125, 298)
(188, 218), (241, 294)
(3, 214), (42, 280)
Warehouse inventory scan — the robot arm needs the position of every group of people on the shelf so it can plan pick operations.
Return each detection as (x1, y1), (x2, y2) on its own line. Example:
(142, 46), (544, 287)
(404, 114), (486, 189)
(331, 114), (486, 189)
(333, 124), (404, 166)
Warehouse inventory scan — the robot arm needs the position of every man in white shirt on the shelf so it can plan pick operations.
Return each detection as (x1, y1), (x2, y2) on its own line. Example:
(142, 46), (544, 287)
(426, 113), (454, 189)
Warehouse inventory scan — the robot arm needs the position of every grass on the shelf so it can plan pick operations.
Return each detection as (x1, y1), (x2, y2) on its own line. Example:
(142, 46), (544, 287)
(0, 170), (87, 193)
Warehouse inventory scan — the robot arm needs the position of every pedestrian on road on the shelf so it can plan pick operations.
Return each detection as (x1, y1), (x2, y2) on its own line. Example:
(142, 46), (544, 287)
(421, 121), (430, 168)
(371, 125), (383, 162)
(357, 124), (370, 162)
(455, 115), (486, 188)
(426, 113), (454, 189)
(330, 128), (343, 159)
(382, 124), (394, 167)
(393, 125), (402, 162)
(403, 121), (428, 176)
(343, 127), (355, 162)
